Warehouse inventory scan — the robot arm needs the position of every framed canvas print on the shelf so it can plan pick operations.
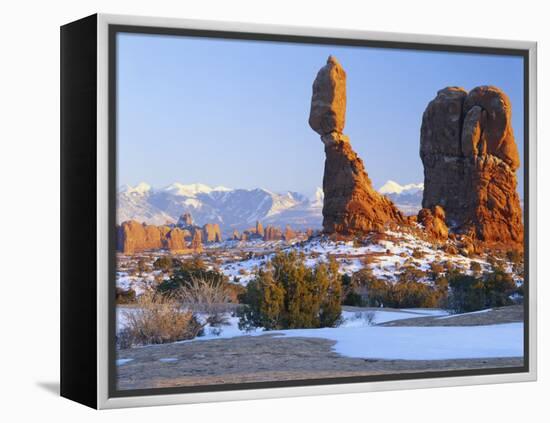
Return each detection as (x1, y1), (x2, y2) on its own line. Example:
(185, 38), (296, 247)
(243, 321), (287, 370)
(60, 13), (537, 409)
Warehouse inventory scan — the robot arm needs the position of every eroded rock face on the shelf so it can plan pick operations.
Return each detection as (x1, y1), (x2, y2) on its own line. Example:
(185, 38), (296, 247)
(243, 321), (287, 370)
(417, 206), (448, 242)
(463, 86), (520, 169)
(283, 225), (296, 241)
(177, 213), (194, 228)
(202, 223), (222, 243)
(255, 221), (264, 237)
(263, 225), (282, 241)
(309, 56), (347, 136)
(165, 227), (187, 252)
(117, 221), (166, 254)
(420, 85), (523, 246)
(309, 56), (404, 235)
(117, 215), (219, 253)
(191, 230), (203, 252)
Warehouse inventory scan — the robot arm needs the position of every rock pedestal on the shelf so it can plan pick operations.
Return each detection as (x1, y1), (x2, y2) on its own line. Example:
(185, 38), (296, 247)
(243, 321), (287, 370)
(309, 56), (404, 235)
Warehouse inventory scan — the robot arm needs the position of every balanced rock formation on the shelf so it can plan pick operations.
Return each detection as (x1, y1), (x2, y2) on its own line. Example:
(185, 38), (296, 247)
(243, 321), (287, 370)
(202, 223), (222, 243)
(309, 56), (404, 235)
(420, 85), (523, 246)
(417, 206), (448, 242)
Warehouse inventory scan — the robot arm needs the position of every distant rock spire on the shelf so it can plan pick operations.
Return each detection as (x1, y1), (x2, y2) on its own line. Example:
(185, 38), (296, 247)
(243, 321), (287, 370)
(177, 212), (193, 228)
(256, 221), (264, 237)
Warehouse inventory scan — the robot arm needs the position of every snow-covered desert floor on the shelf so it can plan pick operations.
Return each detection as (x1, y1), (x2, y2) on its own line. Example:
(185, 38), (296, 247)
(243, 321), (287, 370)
(116, 307), (523, 363)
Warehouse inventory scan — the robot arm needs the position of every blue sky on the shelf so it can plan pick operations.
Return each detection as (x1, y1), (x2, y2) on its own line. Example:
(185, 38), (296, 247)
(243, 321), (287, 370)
(117, 33), (524, 197)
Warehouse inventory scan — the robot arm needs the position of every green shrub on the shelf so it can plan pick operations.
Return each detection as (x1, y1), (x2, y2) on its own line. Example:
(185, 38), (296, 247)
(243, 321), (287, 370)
(226, 283), (246, 303)
(429, 262), (445, 281)
(434, 276), (449, 308)
(412, 249), (424, 259)
(343, 291), (364, 307)
(157, 266), (227, 295)
(398, 265), (427, 284)
(136, 258), (148, 274)
(238, 251), (342, 330)
(342, 272), (366, 306)
(345, 267), (445, 309)
(447, 268), (517, 313)
(484, 267), (517, 308)
(343, 268), (387, 307)
(115, 287), (136, 304)
(153, 256), (182, 271)
(389, 280), (441, 308)
(363, 278), (392, 307)
(180, 256), (207, 271)
(447, 272), (486, 313)
(470, 261), (482, 276)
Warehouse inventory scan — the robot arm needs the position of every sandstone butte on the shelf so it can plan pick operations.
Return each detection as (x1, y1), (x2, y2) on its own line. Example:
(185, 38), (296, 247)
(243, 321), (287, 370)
(117, 217), (221, 254)
(203, 223), (222, 243)
(308, 56), (404, 235)
(420, 85), (523, 247)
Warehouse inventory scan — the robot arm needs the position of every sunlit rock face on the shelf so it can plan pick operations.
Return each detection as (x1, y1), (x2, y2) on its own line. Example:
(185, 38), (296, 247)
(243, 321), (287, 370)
(308, 56), (404, 235)
(420, 85), (523, 246)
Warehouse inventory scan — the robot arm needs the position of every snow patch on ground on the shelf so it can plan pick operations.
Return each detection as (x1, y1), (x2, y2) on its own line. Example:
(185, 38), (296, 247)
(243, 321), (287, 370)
(272, 323), (523, 360)
(213, 231), (509, 286)
(117, 307), (521, 361)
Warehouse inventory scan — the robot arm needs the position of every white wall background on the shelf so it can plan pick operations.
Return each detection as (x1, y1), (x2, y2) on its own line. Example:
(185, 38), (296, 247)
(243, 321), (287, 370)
(0, 0), (546, 421)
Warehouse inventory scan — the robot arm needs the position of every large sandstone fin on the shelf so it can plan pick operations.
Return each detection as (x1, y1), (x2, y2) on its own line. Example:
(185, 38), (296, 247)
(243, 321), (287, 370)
(420, 85), (523, 247)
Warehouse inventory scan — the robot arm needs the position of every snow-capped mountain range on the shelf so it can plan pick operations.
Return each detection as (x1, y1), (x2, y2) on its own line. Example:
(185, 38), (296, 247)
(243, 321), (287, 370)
(378, 180), (424, 215)
(117, 181), (423, 233)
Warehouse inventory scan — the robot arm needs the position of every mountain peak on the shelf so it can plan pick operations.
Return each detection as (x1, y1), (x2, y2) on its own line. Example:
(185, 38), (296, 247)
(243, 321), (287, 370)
(379, 180), (423, 195)
(163, 182), (231, 197)
(120, 182), (152, 195)
(312, 187), (324, 208)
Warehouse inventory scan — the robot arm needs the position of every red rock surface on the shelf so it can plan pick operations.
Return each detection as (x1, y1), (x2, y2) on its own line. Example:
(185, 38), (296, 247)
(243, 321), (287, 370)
(118, 213), (216, 253)
(309, 56), (347, 136)
(309, 56), (405, 235)
(417, 206), (449, 242)
(191, 230), (203, 252)
(117, 221), (166, 254)
(202, 223), (222, 243)
(283, 225), (296, 241)
(255, 221), (264, 237)
(263, 225), (283, 241)
(420, 85), (523, 246)
(176, 213), (194, 227)
(164, 227), (187, 252)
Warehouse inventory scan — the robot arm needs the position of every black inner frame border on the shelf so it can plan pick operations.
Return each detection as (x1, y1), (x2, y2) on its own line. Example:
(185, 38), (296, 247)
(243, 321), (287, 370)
(108, 24), (530, 399)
